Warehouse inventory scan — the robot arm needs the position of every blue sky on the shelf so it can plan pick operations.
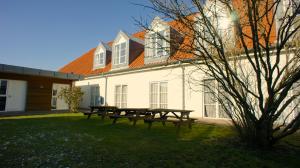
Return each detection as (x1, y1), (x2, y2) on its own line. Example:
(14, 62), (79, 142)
(0, 0), (153, 70)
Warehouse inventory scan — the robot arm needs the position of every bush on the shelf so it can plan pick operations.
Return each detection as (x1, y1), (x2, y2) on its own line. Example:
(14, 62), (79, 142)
(58, 86), (84, 113)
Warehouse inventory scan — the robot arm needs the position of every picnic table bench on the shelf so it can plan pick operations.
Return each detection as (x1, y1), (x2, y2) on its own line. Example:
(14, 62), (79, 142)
(83, 106), (118, 119)
(109, 108), (151, 126)
(144, 108), (195, 131)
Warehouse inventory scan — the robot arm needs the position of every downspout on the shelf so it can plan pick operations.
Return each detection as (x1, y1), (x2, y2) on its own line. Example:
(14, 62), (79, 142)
(104, 75), (108, 106)
(181, 62), (186, 110)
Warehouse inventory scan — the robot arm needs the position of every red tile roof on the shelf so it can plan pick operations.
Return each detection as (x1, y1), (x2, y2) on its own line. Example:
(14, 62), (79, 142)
(59, 31), (148, 75)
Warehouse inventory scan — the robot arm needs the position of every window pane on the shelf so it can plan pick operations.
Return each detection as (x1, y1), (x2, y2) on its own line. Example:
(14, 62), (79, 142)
(156, 31), (165, 57)
(219, 105), (230, 118)
(121, 42), (126, 49)
(115, 85), (121, 107)
(204, 79), (215, 92)
(204, 105), (216, 118)
(115, 45), (120, 64)
(120, 55), (125, 64)
(150, 83), (159, 108)
(0, 97), (6, 111)
(160, 82), (168, 108)
(204, 92), (216, 104)
(99, 53), (104, 64)
(0, 80), (8, 95)
(122, 85), (127, 108)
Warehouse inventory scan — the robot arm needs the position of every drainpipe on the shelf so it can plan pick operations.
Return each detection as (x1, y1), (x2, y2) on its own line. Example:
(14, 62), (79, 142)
(181, 62), (186, 110)
(104, 75), (108, 106)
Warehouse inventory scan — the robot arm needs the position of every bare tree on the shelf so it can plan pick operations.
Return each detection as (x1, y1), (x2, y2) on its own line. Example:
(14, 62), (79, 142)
(136, 0), (300, 148)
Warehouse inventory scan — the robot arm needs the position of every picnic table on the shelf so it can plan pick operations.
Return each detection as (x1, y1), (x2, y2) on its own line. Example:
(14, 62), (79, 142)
(144, 108), (195, 131)
(109, 108), (151, 126)
(83, 106), (118, 119)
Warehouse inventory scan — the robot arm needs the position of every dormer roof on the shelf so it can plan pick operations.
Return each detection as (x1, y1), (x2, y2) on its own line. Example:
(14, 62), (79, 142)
(59, 17), (194, 76)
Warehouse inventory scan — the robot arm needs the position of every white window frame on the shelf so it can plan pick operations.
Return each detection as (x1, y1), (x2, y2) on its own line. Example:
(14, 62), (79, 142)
(149, 30), (167, 58)
(90, 85), (100, 106)
(114, 42), (126, 65)
(292, 82), (300, 119)
(203, 79), (230, 119)
(149, 81), (168, 109)
(115, 85), (127, 108)
(95, 52), (105, 65)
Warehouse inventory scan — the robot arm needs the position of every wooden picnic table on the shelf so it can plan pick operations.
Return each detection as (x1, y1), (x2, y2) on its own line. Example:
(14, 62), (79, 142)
(84, 105), (118, 119)
(109, 108), (151, 126)
(144, 108), (194, 131)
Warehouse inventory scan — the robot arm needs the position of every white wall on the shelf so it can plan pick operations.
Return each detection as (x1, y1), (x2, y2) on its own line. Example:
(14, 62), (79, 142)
(75, 66), (204, 118)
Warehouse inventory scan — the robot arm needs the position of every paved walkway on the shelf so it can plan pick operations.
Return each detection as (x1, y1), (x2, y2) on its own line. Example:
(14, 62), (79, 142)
(0, 110), (69, 117)
(196, 118), (233, 126)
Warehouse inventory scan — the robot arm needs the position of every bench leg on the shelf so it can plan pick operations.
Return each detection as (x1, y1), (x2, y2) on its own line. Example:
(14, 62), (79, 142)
(148, 122), (153, 129)
(112, 118), (118, 124)
(176, 123), (181, 133)
(101, 112), (106, 120)
(188, 121), (192, 129)
(87, 114), (91, 119)
(133, 119), (137, 126)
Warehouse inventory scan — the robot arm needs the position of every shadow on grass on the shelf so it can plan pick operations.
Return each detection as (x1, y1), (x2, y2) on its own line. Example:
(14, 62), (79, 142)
(0, 113), (299, 168)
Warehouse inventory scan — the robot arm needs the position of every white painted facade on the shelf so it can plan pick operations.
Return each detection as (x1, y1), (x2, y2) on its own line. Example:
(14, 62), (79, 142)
(75, 64), (205, 118)
(75, 51), (299, 122)
(72, 9), (299, 122)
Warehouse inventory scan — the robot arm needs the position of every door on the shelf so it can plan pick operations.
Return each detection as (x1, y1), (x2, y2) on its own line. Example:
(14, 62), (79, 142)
(52, 83), (70, 110)
(0, 80), (8, 111)
(0, 79), (27, 112)
(90, 85), (100, 106)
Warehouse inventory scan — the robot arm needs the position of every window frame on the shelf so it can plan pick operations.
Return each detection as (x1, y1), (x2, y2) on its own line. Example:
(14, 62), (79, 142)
(114, 42), (127, 65)
(203, 79), (230, 119)
(149, 81), (168, 109)
(90, 85), (100, 106)
(148, 30), (167, 58)
(115, 84), (128, 108)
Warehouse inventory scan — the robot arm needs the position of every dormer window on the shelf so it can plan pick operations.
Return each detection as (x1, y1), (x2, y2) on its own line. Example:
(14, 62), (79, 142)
(145, 16), (182, 64)
(149, 30), (167, 57)
(93, 42), (112, 70)
(111, 30), (144, 69)
(95, 52), (105, 65)
(114, 42), (126, 64)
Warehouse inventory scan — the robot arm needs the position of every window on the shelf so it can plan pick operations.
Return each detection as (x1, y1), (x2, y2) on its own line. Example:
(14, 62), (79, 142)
(293, 1), (300, 15)
(150, 82), (168, 109)
(293, 82), (300, 118)
(203, 79), (230, 119)
(114, 42), (126, 65)
(149, 31), (166, 57)
(283, 0), (300, 15)
(95, 52), (104, 65)
(90, 85), (100, 106)
(0, 80), (7, 95)
(115, 85), (127, 108)
(0, 80), (7, 111)
(204, 79), (217, 118)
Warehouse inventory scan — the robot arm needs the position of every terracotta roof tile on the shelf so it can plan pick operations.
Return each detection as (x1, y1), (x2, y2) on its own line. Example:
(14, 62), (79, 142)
(59, 30), (147, 75)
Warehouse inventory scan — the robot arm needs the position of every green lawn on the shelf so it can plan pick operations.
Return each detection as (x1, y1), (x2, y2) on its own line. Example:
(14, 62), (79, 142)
(0, 113), (299, 168)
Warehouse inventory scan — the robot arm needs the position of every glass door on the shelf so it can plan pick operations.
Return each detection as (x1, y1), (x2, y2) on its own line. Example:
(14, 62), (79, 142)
(51, 87), (58, 110)
(0, 80), (8, 112)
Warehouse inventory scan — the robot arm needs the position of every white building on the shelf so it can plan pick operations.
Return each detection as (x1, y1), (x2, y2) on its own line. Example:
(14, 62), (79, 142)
(60, 1), (299, 121)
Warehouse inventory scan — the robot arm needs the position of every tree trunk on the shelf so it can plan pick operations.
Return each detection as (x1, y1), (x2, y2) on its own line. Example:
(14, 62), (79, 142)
(253, 121), (273, 149)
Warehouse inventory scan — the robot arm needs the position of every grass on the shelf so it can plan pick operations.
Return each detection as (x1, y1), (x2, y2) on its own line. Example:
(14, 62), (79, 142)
(0, 113), (299, 168)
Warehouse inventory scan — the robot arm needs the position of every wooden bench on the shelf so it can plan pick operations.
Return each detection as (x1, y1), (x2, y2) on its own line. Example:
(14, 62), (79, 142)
(110, 108), (151, 126)
(84, 106), (118, 119)
(144, 109), (194, 131)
